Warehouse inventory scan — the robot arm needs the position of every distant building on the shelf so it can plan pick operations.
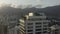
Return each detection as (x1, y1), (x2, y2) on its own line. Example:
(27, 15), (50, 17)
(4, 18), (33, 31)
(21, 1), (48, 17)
(0, 14), (20, 34)
(1, 15), (20, 34)
(7, 15), (20, 34)
(19, 12), (50, 34)
(0, 25), (7, 34)
(50, 24), (60, 34)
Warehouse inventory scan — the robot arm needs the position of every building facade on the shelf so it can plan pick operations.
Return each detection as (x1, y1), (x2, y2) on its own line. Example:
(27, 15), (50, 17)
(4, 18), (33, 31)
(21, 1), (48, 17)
(0, 15), (20, 34)
(7, 15), (20, 34)
(20, 12), (50, 34)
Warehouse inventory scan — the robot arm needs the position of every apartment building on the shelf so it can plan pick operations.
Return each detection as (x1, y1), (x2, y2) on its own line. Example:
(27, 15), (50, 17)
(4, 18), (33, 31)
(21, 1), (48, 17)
(19, 12), (50, 34)
(7, 15), (20, 34)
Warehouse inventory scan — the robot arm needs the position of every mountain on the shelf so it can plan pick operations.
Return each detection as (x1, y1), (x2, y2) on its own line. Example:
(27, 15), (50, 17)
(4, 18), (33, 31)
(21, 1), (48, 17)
(40, 5), (60, 17)
(0, 5), (60, 18)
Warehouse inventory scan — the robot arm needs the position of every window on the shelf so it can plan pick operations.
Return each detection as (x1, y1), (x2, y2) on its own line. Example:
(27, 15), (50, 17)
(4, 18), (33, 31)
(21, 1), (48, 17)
(28, 30), (33, 32)
(36, 22), (41, 24)
(36, 29), (41, 31)
(43, 31), (47, 33)
(36, 26), (41, 28)
(36, 32), (41, 34)
(28, 23), (33, 25)
(43, 28), (47, 30)
(43, 25), (47, 27)
(43, 22), (47, 24)
(29, 19), (42, 21)
(28, 26), (33, 29)
(28, 33), (33, 34)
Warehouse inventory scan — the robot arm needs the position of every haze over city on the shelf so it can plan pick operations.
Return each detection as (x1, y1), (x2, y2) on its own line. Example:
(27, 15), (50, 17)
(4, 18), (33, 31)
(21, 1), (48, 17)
(0, 0), (60, 8)
(0, 0), (60, 34)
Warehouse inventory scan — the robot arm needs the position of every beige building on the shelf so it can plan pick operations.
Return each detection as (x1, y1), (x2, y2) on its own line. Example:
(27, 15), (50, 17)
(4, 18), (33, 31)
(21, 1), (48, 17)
(50, 24), (60, 34)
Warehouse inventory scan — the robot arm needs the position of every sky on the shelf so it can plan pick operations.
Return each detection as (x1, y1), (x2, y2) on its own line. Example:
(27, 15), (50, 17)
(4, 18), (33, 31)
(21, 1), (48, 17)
(0, 0), (60, 8)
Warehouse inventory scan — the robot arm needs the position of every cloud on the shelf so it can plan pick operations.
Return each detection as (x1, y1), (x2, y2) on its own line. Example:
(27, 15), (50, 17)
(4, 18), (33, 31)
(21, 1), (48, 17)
(0, 0), (60, 8)
(41, 0), (60, 7)
(9, 0), (43, 8)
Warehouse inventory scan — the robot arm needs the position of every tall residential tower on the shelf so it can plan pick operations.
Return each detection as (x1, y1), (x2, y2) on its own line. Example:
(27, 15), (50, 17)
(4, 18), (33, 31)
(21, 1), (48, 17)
(20, 12), (50, 34)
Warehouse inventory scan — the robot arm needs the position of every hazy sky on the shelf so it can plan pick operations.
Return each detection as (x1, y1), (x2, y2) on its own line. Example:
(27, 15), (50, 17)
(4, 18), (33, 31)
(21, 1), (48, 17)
(0, 0), (60, 8)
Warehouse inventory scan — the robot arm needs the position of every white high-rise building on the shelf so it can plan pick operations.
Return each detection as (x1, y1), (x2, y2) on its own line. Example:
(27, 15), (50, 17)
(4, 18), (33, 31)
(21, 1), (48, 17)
(19, 12), (50, 34)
